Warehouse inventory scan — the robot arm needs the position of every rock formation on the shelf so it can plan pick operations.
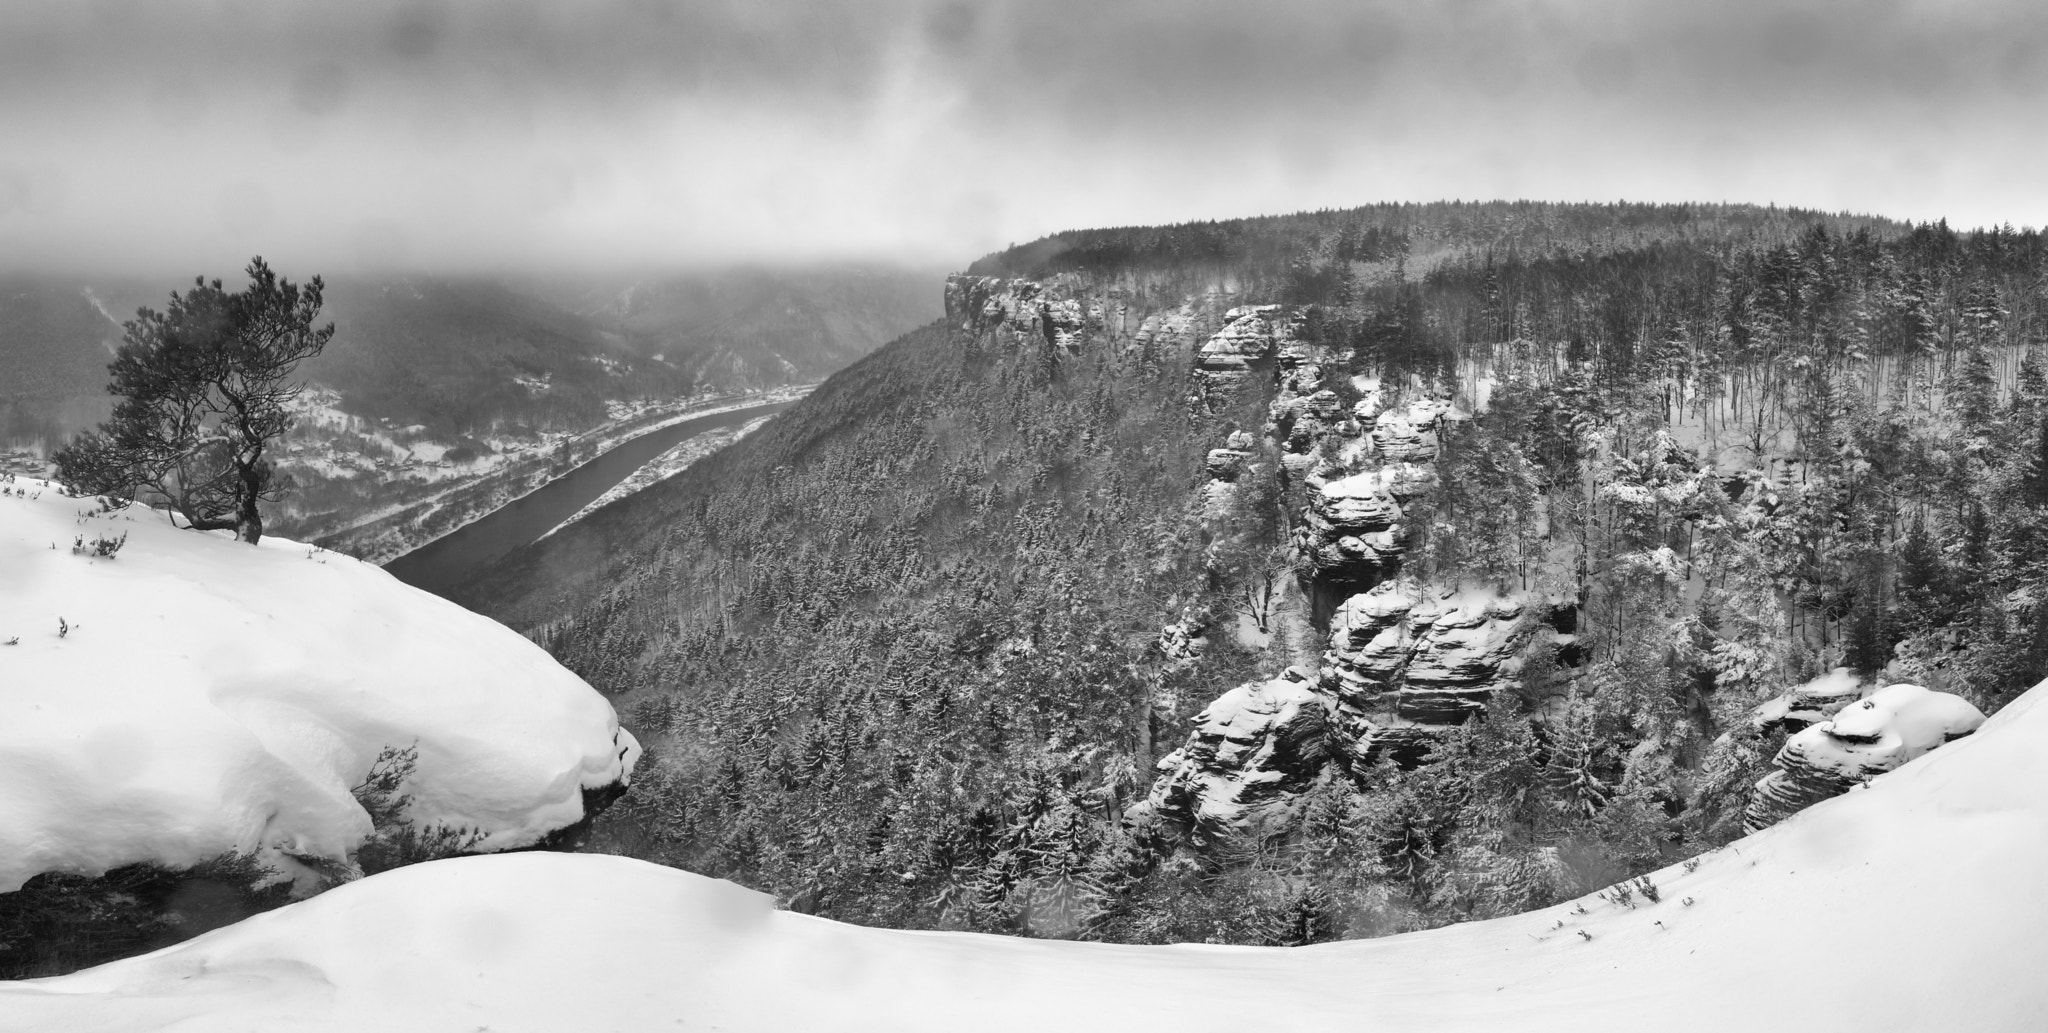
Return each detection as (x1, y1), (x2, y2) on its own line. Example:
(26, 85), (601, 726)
(1129, 667), (1332, 846)
(1135, 294), (1557, 848)
(1191, 305), (1287, 413)
(947, 282), (1557, 850)
(1744, 682), (1985, 832)
(1751, 667), (1867, 733)
(1293, 463), (1436, 619)
(1321, 581), (1537, 767)
(943, 274), (1094, 351)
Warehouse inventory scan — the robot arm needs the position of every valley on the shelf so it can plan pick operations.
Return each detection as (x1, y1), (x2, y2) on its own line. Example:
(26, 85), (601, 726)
(281, 386), (807, 566)
(7, 2), (2042, 1026)
(462, 202), (2048, 949)
(379, 396), (794, 596)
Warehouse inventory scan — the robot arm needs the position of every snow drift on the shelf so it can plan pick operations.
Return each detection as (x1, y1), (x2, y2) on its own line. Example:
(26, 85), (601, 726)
(6, 679), (2045, 1031)
(0, 480), (638, 891)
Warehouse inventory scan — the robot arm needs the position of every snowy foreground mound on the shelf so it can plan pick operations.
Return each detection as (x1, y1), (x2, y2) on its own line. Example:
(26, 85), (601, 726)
(9, 687), (2048, 1031)
(0, 481), (638, 891)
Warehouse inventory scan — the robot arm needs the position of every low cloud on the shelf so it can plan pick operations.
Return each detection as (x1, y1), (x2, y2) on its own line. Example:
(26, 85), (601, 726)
(1, 0), (2043, 277)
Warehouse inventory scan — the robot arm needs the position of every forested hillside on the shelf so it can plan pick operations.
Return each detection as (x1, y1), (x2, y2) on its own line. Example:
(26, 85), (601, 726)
(469, 201), (2048, 944)
(535, 266), (943, 399)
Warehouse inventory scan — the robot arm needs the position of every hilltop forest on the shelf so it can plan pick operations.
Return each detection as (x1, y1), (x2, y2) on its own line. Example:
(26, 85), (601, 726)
(464, 201), (2048, 945)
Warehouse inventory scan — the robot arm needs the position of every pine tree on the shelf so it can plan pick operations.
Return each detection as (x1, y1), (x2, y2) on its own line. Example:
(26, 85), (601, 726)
(52, 258), (332, 544)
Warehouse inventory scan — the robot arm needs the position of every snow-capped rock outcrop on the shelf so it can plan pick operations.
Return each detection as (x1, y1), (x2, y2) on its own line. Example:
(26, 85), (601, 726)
(943, 274), (1094, 351)
(1191, 305), (1289, 412)
(1750, 667), (1866, 732)
(1293, 464), (1435, 603)
(1325, 582), (1535, 719)
(1151, 299), (1509, 838)
(1129, 667), (1331, 845)
(0, 481), (639, 893)
(1271, 388), (1351, 473)
(1744, 682), (1984, 832)
(1365, 397), (1449, 463)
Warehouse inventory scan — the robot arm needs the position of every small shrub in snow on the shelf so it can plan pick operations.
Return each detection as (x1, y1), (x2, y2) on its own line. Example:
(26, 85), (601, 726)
(70, 531), (127, 559)
(349, 743), (487, 876)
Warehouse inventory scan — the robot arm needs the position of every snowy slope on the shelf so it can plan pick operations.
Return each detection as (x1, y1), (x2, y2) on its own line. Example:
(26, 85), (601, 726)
(6, 681), (2044, 1032)
(0, 480), (638, 891)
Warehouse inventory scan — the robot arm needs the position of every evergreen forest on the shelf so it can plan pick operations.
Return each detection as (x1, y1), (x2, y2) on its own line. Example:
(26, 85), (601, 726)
(463, 201), (2048, 944)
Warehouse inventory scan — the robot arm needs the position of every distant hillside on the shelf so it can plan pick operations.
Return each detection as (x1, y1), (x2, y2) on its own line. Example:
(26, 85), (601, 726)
(1, 264), (939, 542)
(0, 265), (939, 444)
(536, 266), (944, 396)
(0, 280), (127, 448)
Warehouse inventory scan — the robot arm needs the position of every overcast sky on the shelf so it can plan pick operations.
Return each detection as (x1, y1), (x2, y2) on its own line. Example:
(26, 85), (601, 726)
(2, 0), (2045, 276)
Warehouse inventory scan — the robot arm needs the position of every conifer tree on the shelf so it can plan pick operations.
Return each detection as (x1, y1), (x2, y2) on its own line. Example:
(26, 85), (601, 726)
(53, 258), (332, 544)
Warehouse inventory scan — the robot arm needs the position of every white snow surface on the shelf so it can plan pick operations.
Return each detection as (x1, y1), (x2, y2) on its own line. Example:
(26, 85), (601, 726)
(0, 481), (639, 892)
(8, 682), (2048, 1031)
(1788, 682), (1985, 781)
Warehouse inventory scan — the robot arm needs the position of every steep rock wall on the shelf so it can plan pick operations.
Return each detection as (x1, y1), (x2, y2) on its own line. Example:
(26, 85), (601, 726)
(1132, 293), (1559, 848)
(1323, 580), (1537, 768)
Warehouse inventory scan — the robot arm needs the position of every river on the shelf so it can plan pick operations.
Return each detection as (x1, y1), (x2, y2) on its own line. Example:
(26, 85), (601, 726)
(381, 400), (792, 598)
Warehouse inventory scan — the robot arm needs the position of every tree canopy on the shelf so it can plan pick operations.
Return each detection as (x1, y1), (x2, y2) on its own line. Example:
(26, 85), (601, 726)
(55, 258), (333, 544)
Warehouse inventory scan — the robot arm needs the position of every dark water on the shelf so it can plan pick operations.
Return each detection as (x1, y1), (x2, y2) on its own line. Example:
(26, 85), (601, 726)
(381, 401), (790, 597)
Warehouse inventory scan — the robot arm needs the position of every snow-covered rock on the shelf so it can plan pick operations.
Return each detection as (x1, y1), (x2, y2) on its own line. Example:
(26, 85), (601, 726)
(1366, 398), (1446, 462)
(0, 481), (639, 892)
(1292, 465), (1436, 597)
(1196, 305), (1284, 372)
(1751, 667), (1866, 732)
(942, 274), (1091, 350)
(1191, 305), (1287, 411)
(1271, 388), (1348, 462)
(1205, 448), (1249, 481)
(1744, 682), (1983, 832)
(1321, 581), (1535, 766)
(15, 681), (2048, 1032)
(1128, 667), (1330, 845)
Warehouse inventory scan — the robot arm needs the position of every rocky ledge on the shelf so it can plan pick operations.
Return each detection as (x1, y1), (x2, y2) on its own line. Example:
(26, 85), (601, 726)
(1744, 682), (1985, 832)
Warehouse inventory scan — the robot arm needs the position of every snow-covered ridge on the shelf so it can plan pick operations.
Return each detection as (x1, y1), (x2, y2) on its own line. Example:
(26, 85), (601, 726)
(0, 480), (638, 891)
(11, 678), (2048, 1032)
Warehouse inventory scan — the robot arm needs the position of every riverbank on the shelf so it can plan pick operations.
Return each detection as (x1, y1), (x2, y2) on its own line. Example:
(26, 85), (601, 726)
(307, 388), (809, 564)
(378, 399), (795, 598)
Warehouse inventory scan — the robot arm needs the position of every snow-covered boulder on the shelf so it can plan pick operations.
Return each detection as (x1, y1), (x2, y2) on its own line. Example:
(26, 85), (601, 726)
(1744, 682), (1983, 832)
(15, 681), (2048, 1032)
(1128, 667), (1330, 846)
(0, 481), (639, 892)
